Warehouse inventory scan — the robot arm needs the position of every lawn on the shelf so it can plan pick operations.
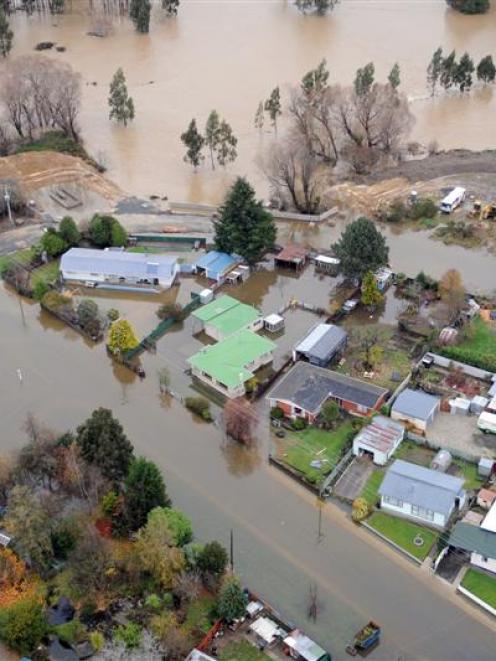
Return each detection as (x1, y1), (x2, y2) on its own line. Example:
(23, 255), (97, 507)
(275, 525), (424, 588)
(30, 260), (60, 287)
(181, 594), (216, 636)
(0, 247), (34, 273)
(394, 440), (436, 467)
(440, 316), (496, 372)
(360, 469), (384, 506)
(219, 640), (270, 661)
(367, 512), (438, 561)
(276, 421), (356, 485)
(461, 569), (496, 609)
(453, 459), (483, 490)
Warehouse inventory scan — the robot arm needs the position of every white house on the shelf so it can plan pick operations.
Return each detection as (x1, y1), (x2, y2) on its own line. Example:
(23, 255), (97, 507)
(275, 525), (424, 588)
(379, 459), (466, 529)
(352, 416), (404, 466)
(60, 247), (179, 290)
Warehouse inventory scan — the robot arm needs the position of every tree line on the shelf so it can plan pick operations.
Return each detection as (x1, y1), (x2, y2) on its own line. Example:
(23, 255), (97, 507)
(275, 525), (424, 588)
(427, 48), (496, 95)
(0, 408), (247, 658)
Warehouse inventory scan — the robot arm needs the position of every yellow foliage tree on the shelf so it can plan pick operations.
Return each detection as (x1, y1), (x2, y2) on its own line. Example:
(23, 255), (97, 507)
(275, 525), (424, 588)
(107, 319), (139, 355)
(0, 548), (41, 609)
(351, 497), (370, 522)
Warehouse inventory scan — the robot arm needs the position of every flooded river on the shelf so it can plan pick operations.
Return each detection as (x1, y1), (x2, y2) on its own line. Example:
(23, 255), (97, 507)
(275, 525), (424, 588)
(5, 1), (496, 201)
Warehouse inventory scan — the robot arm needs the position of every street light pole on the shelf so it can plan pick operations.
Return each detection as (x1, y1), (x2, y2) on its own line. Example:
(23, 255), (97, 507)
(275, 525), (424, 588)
(4, 189), (13, 227)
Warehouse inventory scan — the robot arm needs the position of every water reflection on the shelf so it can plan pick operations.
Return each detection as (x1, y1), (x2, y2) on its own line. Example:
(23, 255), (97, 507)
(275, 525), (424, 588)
(221, 437), (262, 477)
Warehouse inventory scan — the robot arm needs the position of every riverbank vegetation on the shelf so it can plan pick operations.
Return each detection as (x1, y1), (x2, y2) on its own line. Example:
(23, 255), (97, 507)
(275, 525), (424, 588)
(427, 47), (495, 95)
(0, 408), (238, 659)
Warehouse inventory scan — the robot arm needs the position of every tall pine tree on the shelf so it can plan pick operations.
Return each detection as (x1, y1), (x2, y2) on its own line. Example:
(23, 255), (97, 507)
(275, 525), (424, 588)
(205, 110), (220, 169)
(427, 47), (443, 96)
(108, 68), (135, 125)
(214, 177), (276, 264)
(477, 55), (496, 84)
(181, 118), (204, 169)
(0, 9), (13, 57)
(264, 87), (282, 132)
(130, 0), (151, 33)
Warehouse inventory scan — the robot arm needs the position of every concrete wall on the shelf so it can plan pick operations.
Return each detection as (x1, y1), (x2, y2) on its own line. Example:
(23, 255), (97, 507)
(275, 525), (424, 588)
(425, 352), (494, 381)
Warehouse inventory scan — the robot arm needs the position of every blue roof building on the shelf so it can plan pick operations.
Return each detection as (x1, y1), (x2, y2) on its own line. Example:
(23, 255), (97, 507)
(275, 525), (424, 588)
(193, 251), (240, 282)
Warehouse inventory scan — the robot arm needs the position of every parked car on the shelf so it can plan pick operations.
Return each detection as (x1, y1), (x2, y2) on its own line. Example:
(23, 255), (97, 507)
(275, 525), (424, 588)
(478, 411), (496, 435)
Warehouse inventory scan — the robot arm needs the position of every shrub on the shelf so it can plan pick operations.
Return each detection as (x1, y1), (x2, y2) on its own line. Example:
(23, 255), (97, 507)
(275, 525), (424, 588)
(408, 197), (437, 220)
(77, 299), (99, 329)
(89, 214), (127, 248)
(58, 216), (81, 246)
(163, 508), (193, 547)
(42, 290), (73, 311)
(107, 308), (120, 321)
(162, 592), (174, 609)
(89, 630), (104, 652)
(55, 619), (86, 645)
(291, 417), (307, 431)
(80, 600), (97, 621)
(197, 541), (228, 577)
(270, 406), (284, 420)
(114, 622), (142, 649)
(32, 280), (50, 301)
(352, 497), (371, 522)
(40, 229), (67, 257)
(0, 597), (47, 655)
(185, 396), (212, 421)
(157, 302), (184, 321)
(145, 594), (162, 611)
(51, 523), (78, 560)
(101, 490), (120, 517)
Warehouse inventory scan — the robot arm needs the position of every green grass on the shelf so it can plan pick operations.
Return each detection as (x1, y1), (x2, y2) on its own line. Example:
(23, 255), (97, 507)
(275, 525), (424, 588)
(453, 459), (483, 490)
(440, 316), (496, 372)
(219, 640), (270, 661)
(182, 595), (216, 636)
(16, 130), (100, 168)
(462, 569), (496, 609)
(30, 260), (60, 287)
(127, 246), (172, 254)
(368, 512), (438, 561)
(276, 421), (356, 485)
(361, 469), (385, 506)
(0, 248), (34, 273)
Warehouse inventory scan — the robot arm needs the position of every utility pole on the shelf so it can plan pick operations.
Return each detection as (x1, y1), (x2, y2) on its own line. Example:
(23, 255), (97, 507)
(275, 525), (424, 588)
(230, 529), (234, 571)
(4, 188), (14, 227)
(316, 497), (324, 543)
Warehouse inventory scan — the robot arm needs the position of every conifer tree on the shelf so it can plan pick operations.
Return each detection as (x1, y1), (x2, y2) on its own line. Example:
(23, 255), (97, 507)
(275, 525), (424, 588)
(0, 9), (13, 58)
(108, 68), (135, 125)
(181, 119), (204, 169)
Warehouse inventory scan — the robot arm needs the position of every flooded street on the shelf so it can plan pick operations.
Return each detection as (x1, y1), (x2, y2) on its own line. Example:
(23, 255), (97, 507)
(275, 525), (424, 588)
(2, 276), (496, 658)
(4, 2), (496, 201)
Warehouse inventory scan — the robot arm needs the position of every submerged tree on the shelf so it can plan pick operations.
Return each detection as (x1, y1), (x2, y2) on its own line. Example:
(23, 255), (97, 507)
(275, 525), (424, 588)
(354, 62), (375, 96)
(454, 52), (475, 92)
(427, 47), (443, 96)
(214, 177), (275, 263)
(295, 0), (340, 14)
(181, 118), (204, 169)
(477, 55), (496, 84)
(130, 0), (151, 33)
(204, 110), (220, 169)
(109, 68), (135, 125)
(388, 63), (401, 90)
(107, 319), (139, 356)
(332, 217), (389, 279)
(0, 9), (13, 58)
(361, 271), (384, 309)
(440, 50), (457, 90)
(446, 0), (489, 14)
(264, 86), (282, 132)
(216, 119), (237, 166)
(162, 0), (180, 15)
(254, 101), (265, 131)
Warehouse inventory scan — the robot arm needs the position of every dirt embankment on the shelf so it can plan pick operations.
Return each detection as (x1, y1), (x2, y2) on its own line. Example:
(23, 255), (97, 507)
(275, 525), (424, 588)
(0, 151), (122, 201)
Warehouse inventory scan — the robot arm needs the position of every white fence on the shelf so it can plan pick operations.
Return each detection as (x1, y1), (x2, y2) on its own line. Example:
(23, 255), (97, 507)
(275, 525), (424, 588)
(458, 585), (496, 618)
(423, 352), (494, 382)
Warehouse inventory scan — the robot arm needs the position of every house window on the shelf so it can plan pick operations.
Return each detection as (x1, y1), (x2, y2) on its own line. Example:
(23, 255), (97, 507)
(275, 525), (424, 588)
(294, 407), (302, 414)
(383, 495), (403, 508)
(411, 505), (434, 521)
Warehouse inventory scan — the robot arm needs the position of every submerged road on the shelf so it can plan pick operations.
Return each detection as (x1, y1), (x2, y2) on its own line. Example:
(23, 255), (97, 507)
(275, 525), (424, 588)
(1, 286), (496, 660)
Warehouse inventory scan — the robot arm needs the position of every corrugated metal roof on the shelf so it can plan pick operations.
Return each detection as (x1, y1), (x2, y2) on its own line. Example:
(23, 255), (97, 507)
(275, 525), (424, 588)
(353, 416), (404, 454)
(275, 244), (309, 262)
(295, 324), (347, 362)
(392, 389), (440, 421)
(379, 459), (465, 517)
(60, 248), (177, 280)
(194, 251), (238, 277)
(449, 522), (496, 558)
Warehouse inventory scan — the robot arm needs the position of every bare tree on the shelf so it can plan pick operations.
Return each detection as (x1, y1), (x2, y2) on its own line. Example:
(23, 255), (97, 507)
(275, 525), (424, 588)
(0, 55), (81, 141)
(223, 398), (259, 446)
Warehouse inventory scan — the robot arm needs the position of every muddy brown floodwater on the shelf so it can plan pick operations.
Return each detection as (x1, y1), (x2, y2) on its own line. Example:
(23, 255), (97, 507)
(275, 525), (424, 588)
(4, 1), (496, 202)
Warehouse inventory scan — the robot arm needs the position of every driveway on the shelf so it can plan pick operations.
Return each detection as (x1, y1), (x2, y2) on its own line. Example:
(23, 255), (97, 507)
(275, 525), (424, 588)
(333, 457), (374, 502)
(428, 412), (496, 459)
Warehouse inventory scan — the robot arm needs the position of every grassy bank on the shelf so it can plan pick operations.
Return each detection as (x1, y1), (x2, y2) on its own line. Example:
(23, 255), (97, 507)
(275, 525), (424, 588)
(462, 569), (496, 610)
(367, 512), (437, 561)
(17, 131), (104, 172)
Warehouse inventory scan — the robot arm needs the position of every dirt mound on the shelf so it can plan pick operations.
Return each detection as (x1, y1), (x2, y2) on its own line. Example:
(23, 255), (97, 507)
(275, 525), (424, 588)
(0, 152), (122, 201)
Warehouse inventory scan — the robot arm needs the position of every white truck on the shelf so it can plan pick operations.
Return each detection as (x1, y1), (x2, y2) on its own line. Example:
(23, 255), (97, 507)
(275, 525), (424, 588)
(478, 411), (496, 435)
(439, 187), (466, 214)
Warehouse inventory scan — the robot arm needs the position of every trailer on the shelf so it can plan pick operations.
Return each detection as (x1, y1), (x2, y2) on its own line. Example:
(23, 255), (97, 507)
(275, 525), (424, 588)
(439, 187), (465, 214)
(346, 622), (381, 657)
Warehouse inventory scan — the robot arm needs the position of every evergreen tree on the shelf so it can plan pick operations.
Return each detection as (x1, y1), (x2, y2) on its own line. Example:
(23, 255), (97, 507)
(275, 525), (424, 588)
(0, 9), (13, 58)
(130, 0), (151, 33)
(388, 62), (401, 90)
(216, 120), (237, 167)
(264, 86), (282, 132)
(216, 575), (248, 621)
(109, 68), (135, 125)
(477, 55), (496, 84)
(440, 50), (457, 90)
(162, 0), (179, 15)
(295, 0), (339, 14)
(446, 0), (489, 14)
(125, 457), (170, 531)
(197, 541), (228, 577)
(332, 217), (389, 279)
(205, 110), (221, 169)
(214, 177), (276, 264)
(427, 47), (443, 96)
(58, 216), (80, 246)
(254, 101), (264, 131)
(361, 271), (384, 308)
(76, 407), (134, 483)
(181, 119), (204, 169)
(301, 58), (329, 97)
(354, 62), (375, 96)
(163, 508), (193, 546)
(454, 52), (475, 92)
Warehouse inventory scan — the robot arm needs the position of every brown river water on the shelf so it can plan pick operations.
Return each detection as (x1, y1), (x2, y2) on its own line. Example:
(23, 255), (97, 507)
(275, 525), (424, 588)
(5, 1), (496, 202)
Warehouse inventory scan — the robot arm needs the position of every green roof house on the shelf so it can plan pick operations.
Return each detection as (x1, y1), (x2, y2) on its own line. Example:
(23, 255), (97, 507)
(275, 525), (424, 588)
(188, 329), (276, 398)
(192, 294), (263, 341)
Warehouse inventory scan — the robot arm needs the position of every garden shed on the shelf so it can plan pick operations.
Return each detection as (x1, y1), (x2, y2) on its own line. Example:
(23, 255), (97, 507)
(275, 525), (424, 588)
(264, 313), (285, 333)
(274, 244), (309, 270)
(431, 449), (452, 473)
(293, 323), (347, 367)
(315, 254), (340, 275)
(352, 415), (404, 466)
